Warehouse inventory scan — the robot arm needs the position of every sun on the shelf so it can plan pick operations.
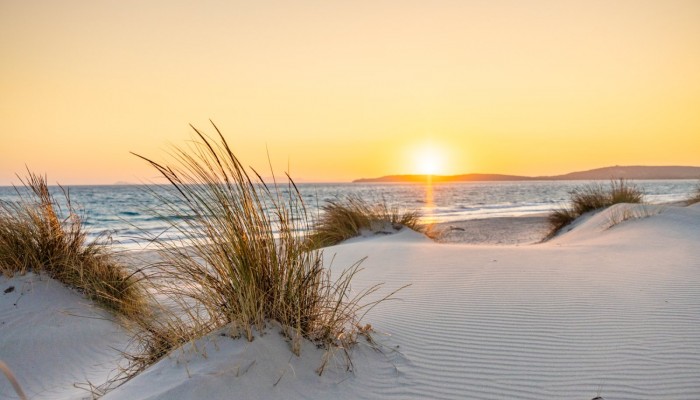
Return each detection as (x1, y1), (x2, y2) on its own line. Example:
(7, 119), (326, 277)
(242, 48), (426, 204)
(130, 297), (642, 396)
(404, 141), (451, 176)
(415, 147), (444, 176)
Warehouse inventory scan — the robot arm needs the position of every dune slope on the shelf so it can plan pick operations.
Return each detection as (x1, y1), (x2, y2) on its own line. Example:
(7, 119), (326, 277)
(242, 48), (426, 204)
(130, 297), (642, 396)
(0, 273), (131, 400)
(104, 204), (700, 400)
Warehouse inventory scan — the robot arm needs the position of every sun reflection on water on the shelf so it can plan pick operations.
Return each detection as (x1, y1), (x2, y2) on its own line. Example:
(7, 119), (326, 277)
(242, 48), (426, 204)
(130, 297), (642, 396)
(422, 175), (437, 225)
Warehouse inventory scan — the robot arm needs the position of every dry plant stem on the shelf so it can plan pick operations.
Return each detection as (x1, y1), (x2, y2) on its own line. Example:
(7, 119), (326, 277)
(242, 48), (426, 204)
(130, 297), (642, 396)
(546, 179), (644, 239)
(0, 170), (145, 318)
(128, 122), (394, 376)
(309, 194), (423, 248)
(605, 204), (663, 229)
(0, 360), (28, 400)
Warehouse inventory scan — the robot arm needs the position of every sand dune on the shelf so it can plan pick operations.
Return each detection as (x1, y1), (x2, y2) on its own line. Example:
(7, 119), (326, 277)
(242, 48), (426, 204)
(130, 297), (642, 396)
(3, 204), (700, 399)
(0, 274), (131, 400)
(324, 208), (700, 399)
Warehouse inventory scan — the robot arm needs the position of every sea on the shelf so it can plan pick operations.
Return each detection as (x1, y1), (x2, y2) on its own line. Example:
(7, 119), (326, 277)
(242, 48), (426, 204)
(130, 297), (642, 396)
(0, 180), (696, 249)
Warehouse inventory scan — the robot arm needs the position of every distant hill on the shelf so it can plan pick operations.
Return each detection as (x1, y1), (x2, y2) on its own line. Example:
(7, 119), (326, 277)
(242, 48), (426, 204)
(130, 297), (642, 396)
(353, 166), (700, 183)
(543, 165), (700, 180)
(353, 173), (536, 183)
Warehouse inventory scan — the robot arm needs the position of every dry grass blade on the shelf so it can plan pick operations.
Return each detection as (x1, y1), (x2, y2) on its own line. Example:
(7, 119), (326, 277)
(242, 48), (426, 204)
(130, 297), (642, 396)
(0, 170), (145, 318)
(546, 179), (644, 239)
(309, 194), (423, 248)
(0, 360), (28, 400)
(608, 178), (644, 205)
(605, 204), (663, 229)
(127, 122), (397, 376)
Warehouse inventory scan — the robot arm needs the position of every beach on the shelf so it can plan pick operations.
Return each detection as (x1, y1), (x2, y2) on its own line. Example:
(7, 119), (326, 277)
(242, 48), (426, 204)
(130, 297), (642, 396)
(4, 1), (699, 397)
(0, 180), (695, 250)
(3, 0), (699, 397)
(430, 214), (551, 245)
(2, 202), (699, 399)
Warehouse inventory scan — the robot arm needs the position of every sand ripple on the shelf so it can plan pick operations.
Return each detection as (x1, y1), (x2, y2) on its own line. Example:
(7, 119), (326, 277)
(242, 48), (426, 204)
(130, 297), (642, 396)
(328, 207), (700, 399)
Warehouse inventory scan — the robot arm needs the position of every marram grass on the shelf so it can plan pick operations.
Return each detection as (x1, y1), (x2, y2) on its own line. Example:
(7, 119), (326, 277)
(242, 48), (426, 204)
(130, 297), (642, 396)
(309, 194), (423, 248)
(0, 171), (145, 318)
(547, 179), (644, 239)
(129, 123), (400, 374)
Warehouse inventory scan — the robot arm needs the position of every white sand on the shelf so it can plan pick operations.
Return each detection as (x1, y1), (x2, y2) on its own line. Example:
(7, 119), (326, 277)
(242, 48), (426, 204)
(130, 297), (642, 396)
(0, 273), (131, 399)
(3, 203), (700, 399)
(431, 214), (550, 245)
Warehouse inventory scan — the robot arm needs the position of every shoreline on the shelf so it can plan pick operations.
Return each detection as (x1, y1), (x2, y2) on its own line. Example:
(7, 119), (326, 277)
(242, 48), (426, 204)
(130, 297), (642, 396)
(425, 199), (689, 246)
(427, 214), (551, 245)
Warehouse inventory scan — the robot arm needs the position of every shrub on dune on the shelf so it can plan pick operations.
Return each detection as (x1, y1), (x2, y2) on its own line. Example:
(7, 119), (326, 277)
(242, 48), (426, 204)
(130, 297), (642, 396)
(608, 178), (644, 204)
(130, 123), (394, 374)
(309, 194), (423, 248)
(547, 207), (579, 236)
(0, 171), (145, 318)
(547, 179), (644, 239)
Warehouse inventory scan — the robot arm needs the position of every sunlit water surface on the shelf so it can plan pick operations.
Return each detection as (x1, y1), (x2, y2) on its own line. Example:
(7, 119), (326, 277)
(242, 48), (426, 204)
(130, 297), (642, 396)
(0, 180), (695, 249)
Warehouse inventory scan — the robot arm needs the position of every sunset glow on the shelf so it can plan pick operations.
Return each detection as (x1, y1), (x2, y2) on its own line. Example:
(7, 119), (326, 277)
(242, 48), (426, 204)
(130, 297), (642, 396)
(417, 155), (441, 176)
(413, 146), (446, 176)
(1, 1), (699, 184)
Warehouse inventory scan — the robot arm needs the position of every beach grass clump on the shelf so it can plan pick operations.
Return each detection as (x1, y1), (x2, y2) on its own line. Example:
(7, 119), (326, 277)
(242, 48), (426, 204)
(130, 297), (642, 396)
(608, 177), (644, 204)
(547, 207), (579, 236)
(547, 179), (644, 238)
(131, 123), (392, 373)
(0, 171), (145, 317)
(309, 194), (423, 248)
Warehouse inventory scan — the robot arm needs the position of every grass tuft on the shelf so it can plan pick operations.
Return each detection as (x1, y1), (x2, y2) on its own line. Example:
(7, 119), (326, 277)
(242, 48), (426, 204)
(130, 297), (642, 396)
(308, 194), (423, 248)
(0, 170), (145, 317)
(547, 208), (579, 236)
(608, 177), (644, 205)
(129, 123), (398, 374)
(605, 204), (663, 229)
(547, 179), (644, 239)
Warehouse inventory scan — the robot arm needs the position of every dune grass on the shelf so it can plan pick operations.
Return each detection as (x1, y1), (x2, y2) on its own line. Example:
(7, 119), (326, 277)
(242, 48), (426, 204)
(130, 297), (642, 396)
(129, 123), (396, 374)
(0, 171), (145, 317)
(308, 194), (423, 248)
(547, 179), (644, 238)
(604, 203), (664, 230)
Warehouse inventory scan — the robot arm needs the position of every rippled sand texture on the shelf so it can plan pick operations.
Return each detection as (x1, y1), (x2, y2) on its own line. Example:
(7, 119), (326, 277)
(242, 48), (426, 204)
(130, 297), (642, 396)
(0, 274), (130, 400)
(330, 204), (700, 399)
(103, 203), (700, 400)
(4, 203), (700, 400)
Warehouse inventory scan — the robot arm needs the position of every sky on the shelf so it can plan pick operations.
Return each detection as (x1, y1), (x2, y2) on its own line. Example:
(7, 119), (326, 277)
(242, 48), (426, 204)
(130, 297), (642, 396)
(1, 0), (699, 185)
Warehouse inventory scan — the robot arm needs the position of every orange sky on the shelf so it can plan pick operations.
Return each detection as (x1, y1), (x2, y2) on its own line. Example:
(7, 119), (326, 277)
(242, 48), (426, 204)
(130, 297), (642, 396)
(1, 0), (699, 185)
